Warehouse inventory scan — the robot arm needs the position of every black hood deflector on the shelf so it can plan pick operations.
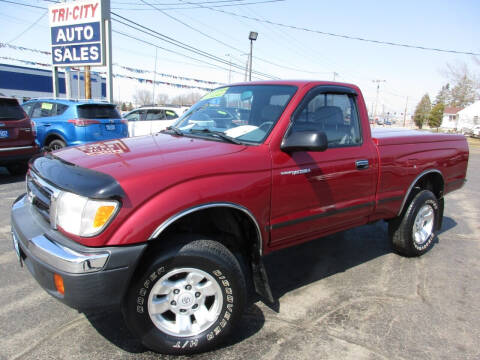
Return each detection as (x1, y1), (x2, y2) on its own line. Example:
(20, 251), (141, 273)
(31, 154), (126, 199)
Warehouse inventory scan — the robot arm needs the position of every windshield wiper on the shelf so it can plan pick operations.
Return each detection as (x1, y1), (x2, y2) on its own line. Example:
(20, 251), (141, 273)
(189, 128), (242, 145)
(162, 126), (184, 136)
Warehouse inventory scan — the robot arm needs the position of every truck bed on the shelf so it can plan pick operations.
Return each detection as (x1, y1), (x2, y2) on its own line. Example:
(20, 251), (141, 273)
(371, 128), (469, 221)
(372, 128), (465, 146)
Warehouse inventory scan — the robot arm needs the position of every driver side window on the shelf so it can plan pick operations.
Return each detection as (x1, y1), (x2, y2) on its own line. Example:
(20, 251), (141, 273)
(290, 93), (362, 148)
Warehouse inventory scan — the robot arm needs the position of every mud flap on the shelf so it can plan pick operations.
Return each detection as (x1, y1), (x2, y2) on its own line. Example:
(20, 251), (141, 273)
(437, 197), (444, 231)
(251, 256), (274, 304)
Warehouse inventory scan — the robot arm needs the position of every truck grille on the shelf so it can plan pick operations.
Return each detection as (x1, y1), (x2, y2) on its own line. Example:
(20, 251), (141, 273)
(26, 171), (59, 224)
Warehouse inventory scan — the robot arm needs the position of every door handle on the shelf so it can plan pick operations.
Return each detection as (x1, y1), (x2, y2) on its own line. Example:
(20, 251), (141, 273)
(355, 159), (369, 170)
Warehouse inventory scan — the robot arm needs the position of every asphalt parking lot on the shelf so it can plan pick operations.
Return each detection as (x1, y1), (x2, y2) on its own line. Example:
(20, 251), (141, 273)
(0, 146), (479, 360)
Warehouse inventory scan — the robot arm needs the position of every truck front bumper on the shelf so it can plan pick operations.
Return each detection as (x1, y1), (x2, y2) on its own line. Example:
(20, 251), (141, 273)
(11, 194), (147, 311)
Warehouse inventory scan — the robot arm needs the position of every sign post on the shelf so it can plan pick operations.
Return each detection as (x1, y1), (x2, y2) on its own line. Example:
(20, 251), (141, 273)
(48, 0), (111, 100)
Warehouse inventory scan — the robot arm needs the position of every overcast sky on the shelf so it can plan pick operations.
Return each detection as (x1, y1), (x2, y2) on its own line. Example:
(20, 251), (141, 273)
(1, 0), (479, 114)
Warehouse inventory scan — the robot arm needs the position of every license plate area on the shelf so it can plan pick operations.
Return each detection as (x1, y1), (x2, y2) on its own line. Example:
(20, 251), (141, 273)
(105, 124), (115, 131)
(0, 129), (9, 138)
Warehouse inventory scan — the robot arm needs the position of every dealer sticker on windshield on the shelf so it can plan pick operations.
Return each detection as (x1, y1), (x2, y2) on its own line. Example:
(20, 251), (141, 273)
(201, 87), (229, 100)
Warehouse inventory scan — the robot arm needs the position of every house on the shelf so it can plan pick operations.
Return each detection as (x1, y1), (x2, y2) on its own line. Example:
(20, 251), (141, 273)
(441, 106), (463, 129)
(457, 101), (480, 131)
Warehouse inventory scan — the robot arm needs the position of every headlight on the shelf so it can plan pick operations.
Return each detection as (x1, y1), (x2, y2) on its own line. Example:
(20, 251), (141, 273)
(53, 191), (119, 237)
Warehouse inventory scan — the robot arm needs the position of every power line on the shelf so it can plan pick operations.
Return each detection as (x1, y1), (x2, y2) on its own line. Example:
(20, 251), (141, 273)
(111, 12), (279, 79)
(112, 0), (284, 11)
(8, 10), (48, 43)
(140, 0), (327, 75)
(0, 0), (46, 10)
(112, 29), (261, 80)
(197, 5), (480, 56)
(114, 0), (249, 5)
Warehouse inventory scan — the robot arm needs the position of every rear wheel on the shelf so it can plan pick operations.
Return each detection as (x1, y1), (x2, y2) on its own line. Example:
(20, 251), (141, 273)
(123, 238), (247, 355)
(48, 139), (66, 151)
(389, 190), (440, 256)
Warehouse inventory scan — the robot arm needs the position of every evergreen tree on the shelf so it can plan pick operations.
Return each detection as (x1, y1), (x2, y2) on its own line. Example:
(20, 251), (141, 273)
(428, 102), (444, 130)
(435, 84), (451, 105)
(450, 75), (476, 107)
(414, 94), (431, 129)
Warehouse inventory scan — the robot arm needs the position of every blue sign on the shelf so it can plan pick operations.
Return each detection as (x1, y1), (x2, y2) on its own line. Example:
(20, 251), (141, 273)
(52, 43), (102, 65)
(51, 22), (101, 45)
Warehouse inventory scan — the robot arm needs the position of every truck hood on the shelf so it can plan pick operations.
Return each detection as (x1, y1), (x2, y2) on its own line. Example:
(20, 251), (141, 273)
(54, 133), (247, 183)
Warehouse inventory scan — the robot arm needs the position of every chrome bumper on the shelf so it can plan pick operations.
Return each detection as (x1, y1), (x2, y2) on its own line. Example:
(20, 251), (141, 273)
(11, 229), (109, 274)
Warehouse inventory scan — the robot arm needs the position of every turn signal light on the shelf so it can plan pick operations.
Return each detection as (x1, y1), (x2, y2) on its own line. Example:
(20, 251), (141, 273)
(93, 205), (116, 228)
(54, 273), (65, 295)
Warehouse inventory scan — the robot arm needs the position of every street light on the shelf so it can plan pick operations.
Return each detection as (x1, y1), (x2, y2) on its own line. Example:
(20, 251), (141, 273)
(248, 31), (258, 81)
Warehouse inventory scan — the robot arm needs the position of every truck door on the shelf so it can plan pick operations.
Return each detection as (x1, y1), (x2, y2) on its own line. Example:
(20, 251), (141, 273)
(270, 86), (377, 246)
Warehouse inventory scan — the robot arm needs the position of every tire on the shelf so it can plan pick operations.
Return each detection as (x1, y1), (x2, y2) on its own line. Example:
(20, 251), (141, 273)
(122, 238), (247, 355)
(48, 139), (66, 151)
(6, 162), (28, 176)
(388, 190), (440, 257)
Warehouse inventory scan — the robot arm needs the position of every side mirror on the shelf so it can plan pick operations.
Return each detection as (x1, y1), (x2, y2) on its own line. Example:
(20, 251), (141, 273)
(281, 131), (328, 152)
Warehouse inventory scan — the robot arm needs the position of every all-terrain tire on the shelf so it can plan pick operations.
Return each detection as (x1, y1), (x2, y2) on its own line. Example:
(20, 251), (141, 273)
(122, 238), (247, 355)
(388, 190), (441, 257)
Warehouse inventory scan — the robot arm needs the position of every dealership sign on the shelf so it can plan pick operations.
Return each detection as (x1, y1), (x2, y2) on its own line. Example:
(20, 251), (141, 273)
(49, 0), (109, 66)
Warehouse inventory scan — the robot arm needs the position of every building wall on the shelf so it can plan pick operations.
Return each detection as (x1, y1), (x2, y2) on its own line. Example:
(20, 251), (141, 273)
(457, 101), (480, 130)
(0, 63), (105, 102)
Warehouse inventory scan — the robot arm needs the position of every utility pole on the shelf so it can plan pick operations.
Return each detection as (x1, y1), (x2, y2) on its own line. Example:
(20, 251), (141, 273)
(225, 54), (232, 83)
(403, 96), (409, 127)
(333, 72), (338, 81)
(153, 47), (158, 104)
(65, 67), (71, 99)
(372, 79), (386, 118)
(85, 66), (91, 99)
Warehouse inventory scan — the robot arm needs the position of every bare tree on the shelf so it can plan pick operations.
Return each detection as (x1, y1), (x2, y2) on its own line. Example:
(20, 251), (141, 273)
(133, 89), (153, 106)
(441, 62), (479, 107)
(155, 93), (169, 105)
(170, 92), (205, 106)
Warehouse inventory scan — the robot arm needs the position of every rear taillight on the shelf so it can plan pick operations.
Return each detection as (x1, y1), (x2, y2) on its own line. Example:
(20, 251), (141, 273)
(120, 119), (128, 125)
(30, 120), (37, 137)
(68, 118), (101, 126)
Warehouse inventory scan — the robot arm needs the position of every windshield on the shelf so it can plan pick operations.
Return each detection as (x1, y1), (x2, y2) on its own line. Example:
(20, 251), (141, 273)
(173, 85), (297, 144)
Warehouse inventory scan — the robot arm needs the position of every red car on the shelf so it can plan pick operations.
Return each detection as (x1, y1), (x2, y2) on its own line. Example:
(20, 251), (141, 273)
(0, 97), (39, 174)
(11, 81), (469, 354)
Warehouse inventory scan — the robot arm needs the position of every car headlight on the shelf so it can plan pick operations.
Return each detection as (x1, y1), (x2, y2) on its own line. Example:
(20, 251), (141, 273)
(52, 191), (119, 237)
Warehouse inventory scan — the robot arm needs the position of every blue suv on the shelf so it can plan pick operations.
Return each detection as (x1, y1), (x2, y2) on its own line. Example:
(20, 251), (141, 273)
(21, 99), (128, 150)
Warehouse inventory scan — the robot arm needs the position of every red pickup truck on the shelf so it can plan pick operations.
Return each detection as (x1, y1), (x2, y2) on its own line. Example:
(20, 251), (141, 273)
(11, 81), (468, 354)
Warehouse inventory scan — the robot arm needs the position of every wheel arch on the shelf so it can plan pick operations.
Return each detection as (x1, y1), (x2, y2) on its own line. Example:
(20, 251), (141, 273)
(143, 202), (273, 302)
(44, 131), (67, 148)
(148, 202), (263, 256)
(397, 169), (445, 216)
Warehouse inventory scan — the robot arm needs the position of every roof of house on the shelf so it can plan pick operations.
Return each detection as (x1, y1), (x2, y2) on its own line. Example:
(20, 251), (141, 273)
(444, 107), (463, 114)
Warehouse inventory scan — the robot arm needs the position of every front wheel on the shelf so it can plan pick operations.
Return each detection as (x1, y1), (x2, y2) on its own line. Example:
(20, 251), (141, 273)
(388, 190), (441, 256)
(123, 239), (247, 355)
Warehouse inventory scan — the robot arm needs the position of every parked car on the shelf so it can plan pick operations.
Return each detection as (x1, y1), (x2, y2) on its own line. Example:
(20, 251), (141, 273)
(21, 99), (128, 150)
(12, 81), (469, 355)
(472, 125), (480, 137)
(0, 97), (39, 174)
(124, 106), (180, 137)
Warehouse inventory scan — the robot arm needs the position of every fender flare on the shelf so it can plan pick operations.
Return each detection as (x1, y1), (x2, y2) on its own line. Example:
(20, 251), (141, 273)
(397, 169), (444, 216)
(148, 202), (264, 256)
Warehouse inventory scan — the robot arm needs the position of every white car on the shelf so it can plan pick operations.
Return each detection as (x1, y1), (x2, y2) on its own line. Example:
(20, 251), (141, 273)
(124, 106), (180, 137)
(473, 125), (480, 137)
